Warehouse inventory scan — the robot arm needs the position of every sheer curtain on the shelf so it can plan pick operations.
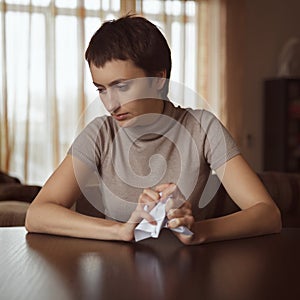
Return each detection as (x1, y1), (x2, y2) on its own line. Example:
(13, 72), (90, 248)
(0, 0), (226, 185)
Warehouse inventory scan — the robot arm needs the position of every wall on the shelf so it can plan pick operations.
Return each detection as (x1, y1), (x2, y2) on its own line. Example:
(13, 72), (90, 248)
(241, 0), (300, 171)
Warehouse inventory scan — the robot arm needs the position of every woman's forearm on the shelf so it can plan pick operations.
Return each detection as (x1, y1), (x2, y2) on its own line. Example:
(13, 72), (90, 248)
(25, 202), (124, 241)
(191, 202), (282, 244)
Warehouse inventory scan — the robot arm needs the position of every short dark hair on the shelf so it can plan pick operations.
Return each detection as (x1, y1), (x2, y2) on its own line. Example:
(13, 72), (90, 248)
(85, 15), (172, 97)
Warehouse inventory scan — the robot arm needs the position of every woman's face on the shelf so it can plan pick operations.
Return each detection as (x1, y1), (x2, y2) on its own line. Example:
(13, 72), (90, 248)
(90, 59), (165, 127)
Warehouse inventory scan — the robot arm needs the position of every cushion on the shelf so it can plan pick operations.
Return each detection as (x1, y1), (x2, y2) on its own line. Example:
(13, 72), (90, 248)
(203, 171), (300, 228)
(258, 172), (300, 227)
(0, 171), (21, 184)
(0, 184), (41, 203)
(0, 201), (30, 227)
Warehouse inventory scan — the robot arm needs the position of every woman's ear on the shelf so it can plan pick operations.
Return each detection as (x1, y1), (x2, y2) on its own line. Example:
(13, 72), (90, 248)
(154, 69), (167, 91)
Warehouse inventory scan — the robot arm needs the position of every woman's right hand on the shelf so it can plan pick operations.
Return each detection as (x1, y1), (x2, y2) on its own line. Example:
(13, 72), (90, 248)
(120, 188), (161, 241)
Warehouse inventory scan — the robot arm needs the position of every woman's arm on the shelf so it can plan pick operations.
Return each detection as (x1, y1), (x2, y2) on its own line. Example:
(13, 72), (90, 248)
(179, 154), (282, 245)
(131, 155), (281, 245)
(25, 155), (138, 241)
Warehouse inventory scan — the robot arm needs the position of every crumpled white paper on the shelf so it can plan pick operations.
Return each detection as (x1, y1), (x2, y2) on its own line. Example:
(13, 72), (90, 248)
(134, 197), (193, 242)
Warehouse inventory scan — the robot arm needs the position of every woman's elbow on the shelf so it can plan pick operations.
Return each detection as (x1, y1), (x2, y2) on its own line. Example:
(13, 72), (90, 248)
(25, 204), (39, 233)
(268, 203), (282, 234)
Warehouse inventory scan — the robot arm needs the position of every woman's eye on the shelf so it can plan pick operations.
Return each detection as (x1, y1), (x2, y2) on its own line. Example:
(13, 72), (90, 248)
(115, 82), (129, 92)
(96, 87), (106, 94)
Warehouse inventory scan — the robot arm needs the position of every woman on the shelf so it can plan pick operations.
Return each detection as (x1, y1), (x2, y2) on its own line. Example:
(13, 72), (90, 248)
(25, 15), (281, 245)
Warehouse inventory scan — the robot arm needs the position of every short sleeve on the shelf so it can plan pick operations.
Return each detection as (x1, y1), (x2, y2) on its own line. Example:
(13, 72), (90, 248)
(67, 117), (107, 171)
(200, 110), (240, 170)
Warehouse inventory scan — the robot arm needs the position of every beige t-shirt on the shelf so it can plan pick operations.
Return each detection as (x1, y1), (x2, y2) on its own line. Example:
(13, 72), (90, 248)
(68, 101), (240, 222)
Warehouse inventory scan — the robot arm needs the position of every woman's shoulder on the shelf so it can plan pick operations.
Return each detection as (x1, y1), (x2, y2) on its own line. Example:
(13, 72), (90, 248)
(80, 115), (117, 135)
(185, 106), (217, 120)
(167, 101), (219, 126)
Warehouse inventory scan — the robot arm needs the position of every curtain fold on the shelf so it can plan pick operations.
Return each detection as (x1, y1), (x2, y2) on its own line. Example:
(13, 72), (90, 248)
(0, 0), (228, 184)
(24, 2), (32, 182)
(221, 0), (245, 146)
(0, 1), (8, 171)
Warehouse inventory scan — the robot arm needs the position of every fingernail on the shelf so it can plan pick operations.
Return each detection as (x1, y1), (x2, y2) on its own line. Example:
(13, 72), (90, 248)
(168, 208), (175, 216)
(168, 219), (178, 227)
(170, 184), (177, 192)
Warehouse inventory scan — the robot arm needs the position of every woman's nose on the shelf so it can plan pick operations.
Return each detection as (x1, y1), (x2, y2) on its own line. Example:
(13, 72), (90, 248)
(101, 89), (121, 113)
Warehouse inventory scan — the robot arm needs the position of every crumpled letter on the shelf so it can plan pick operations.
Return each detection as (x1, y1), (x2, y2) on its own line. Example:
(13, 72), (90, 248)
(134, 196), (193, 242)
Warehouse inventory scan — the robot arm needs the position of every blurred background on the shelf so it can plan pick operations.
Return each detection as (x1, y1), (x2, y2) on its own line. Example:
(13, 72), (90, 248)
(1, 0), (300, 185)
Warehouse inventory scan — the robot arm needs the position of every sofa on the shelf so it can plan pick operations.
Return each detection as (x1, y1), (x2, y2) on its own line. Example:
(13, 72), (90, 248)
(0, 170), (299, 228)
(0, 171), (41, 226)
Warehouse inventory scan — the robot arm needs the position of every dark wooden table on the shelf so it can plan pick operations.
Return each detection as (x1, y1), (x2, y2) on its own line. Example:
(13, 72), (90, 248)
(0, 227), (300, 300)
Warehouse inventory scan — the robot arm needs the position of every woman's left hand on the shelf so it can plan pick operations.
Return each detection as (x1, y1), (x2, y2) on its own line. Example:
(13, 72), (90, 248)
(155, 183), (195, 244)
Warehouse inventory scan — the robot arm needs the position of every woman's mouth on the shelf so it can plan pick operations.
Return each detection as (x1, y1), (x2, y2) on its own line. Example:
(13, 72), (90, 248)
(113, 112), (130, 121)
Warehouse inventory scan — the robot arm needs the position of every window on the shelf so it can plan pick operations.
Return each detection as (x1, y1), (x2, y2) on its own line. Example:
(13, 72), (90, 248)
(0, 0), (224, 184)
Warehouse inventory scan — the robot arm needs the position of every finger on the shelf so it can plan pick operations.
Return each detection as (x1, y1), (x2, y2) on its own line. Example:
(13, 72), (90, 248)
(139, 211), (157, 225)
(165, 194), (185, 212)
(167, 207), (192, 220)
(129, 210), (157, 225)
(165, 197), (175, 212)
(180, 201), (192, 209)
(158, 183), (177, 199)
(161, 185), (186, 210)
(140, 188), (160, 204)
(167, 215), (194, 229)
(138, 193), (154, 205)
(154, 183), (173, 193)
(138, 193), (158, 211)
(167, 200), (192, 215)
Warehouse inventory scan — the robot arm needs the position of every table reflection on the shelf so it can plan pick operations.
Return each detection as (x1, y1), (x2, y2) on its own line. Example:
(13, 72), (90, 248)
(25, 229), (299, 300)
